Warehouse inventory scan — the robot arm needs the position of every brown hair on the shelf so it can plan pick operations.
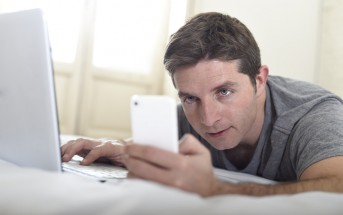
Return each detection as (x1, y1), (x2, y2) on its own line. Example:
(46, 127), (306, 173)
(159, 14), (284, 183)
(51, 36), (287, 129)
(164, 12), (261, 87)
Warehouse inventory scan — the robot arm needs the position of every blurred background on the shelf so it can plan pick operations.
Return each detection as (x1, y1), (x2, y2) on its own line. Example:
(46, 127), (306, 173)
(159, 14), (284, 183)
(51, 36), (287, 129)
(0, 0), (342, 139)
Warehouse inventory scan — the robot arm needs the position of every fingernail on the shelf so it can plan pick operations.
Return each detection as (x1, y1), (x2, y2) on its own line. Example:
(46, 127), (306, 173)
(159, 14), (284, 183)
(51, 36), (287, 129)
(62, 154), (69, 161)
(80, 158), (88, 165)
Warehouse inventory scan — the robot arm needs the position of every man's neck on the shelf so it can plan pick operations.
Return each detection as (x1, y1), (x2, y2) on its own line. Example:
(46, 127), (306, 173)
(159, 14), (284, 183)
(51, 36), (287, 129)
(225, 90), (267, 170)
(223, 143), (257, 170)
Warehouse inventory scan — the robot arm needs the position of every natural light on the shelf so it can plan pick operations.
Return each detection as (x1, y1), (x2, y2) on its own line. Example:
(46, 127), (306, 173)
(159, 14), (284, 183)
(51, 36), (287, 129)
(92, 0), (170, 74)
(0, 0), (187, 74)
(0, 0), (81, 63)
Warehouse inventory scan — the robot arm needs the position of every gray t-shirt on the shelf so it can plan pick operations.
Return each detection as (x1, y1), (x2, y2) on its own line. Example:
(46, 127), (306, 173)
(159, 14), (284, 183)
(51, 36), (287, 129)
(177, 75), (343, 181)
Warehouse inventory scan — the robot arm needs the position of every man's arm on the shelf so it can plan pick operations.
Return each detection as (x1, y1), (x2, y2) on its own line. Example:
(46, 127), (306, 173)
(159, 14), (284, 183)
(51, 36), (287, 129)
(211, 156), (343, 196)
(123, 134), (343, 197)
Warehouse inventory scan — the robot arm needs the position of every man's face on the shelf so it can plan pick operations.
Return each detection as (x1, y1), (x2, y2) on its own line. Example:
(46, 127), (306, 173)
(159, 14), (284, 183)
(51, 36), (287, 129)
(174, 59), (265, 150)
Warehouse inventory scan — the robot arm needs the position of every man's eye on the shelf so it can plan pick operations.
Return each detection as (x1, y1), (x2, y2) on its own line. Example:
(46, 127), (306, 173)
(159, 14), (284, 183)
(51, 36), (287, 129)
(219, 89), (231, 96)
(184, 96), (197, 104)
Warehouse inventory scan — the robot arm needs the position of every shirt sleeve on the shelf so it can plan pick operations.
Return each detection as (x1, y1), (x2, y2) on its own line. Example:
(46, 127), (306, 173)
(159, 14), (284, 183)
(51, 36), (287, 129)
(289, 99), (343, 179)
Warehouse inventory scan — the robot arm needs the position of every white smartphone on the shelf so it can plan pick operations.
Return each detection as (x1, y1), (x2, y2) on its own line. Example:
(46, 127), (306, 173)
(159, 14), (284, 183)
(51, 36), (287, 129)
(130, 95), (179, 152)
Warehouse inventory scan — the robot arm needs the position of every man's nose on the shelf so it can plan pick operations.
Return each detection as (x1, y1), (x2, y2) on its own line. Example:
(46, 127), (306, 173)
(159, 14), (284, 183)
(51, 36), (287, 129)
(200, 100), (220, 127)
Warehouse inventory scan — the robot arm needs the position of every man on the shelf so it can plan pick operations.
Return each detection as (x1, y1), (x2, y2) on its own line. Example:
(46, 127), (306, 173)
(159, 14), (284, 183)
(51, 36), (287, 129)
(62, 12), (343, 196)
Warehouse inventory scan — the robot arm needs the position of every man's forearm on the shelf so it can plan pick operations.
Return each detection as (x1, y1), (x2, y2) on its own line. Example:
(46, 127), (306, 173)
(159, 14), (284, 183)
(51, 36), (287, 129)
(211, 176), (343, 196)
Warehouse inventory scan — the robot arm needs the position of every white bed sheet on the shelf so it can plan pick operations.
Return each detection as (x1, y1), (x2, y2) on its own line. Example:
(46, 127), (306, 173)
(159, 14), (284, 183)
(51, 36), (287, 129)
(1, 158), (343, 215)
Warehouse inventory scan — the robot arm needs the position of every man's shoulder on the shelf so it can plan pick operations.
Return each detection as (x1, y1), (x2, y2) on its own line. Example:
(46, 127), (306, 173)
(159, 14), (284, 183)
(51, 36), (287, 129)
(267, 75), (342, 112)
(267, 75), (343, 132)
(267, 75), (333, 96)
(265, 76), (343, 180)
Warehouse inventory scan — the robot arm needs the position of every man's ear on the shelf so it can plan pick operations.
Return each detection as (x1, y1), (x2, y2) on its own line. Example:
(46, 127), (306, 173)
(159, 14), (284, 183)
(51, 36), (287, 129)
(255, 65), (269, 97)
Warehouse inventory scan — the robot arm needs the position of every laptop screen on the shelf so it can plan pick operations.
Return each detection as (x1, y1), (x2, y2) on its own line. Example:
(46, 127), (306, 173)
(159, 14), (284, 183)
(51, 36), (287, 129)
(0, 9), (62, 171)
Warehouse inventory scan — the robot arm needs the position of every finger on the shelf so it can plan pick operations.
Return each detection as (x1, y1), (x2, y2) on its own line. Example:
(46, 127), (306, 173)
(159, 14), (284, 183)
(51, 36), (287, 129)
(61, 140), (74, 156)
(61, 140), (79, 161)
(179, 134), (209, 156)
(127, 172), (137, 179)
(124, 155), (176, 185)
(124, 144), (180, 169)
(81, 141), (124, 165)
(61, 138), (101, 162)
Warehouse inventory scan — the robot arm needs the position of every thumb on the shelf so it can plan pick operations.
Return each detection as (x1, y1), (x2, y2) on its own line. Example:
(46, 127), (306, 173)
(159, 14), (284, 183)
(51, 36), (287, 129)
(179, 133), (209, 156)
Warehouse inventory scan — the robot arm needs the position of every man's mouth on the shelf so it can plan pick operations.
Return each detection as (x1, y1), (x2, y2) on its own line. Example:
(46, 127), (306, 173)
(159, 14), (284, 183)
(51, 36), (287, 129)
(207, 127), (230, 138)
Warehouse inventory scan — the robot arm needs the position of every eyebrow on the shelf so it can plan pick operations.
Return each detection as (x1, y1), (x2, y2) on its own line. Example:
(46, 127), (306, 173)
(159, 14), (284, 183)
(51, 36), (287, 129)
(177, 81), (238, 98)
(177, 91), (192, 98)
(212, 81), (237, 92)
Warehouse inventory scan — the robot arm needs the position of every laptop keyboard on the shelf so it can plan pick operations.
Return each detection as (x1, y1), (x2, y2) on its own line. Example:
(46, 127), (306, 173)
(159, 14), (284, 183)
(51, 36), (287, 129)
(62, 155), (128, 181)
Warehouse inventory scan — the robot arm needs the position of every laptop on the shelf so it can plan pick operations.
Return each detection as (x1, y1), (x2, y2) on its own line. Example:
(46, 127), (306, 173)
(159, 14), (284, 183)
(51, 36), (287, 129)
(0, 8), (127, 182)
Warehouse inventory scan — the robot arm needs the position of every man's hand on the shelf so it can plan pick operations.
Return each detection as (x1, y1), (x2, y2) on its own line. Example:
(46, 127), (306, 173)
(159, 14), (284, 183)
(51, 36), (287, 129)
(123, 134), (220, 197)
(61, 138), (126, 166)
(123, 133), (343, 197)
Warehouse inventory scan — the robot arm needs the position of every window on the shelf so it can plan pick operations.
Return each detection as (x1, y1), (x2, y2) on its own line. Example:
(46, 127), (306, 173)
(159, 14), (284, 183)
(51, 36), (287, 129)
(0, 0), (82, 63)
(92, 0), (171, 74)
(0, 0), (187, 74)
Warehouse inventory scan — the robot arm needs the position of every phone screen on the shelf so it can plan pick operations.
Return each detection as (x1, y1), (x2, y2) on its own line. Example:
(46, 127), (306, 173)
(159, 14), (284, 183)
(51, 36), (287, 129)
(130, 95), (179, 152)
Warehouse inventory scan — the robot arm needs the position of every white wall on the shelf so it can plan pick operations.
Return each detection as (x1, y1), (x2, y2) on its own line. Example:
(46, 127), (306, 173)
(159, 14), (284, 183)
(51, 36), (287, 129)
(189, 0), (321, 83)
(318, 0), (343, 98)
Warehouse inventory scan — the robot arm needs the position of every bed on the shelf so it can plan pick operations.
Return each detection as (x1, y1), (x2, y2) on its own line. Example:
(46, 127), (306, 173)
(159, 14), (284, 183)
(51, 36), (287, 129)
(1, 136), (343, 215)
